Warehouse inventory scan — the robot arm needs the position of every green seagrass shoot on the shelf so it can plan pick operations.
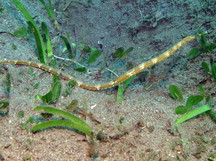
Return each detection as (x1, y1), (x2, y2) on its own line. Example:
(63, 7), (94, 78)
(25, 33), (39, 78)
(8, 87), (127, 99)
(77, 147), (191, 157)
(188, 33), (216, 59)
(32, 106), (92, 136)
(12, 0), (47, 63)
(35, 75), (61, 104)
(116, 76), (135, 104)
(169, 84), (214, 124)
(175, 104), (211, 124)
(201, 58), (216, 83)
(169, 85), (183, 101)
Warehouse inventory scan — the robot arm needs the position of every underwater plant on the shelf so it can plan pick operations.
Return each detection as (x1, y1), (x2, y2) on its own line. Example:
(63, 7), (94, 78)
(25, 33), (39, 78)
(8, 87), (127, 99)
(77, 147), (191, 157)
(39, 0), (60, 30)
(0, 72), (11, 116)
(169, 84), (183, 101)
(116, 75), (135, 104)
(169, 82), (215, 124)
(201, 58), (216, 83)
(175, 95), (204, 114)
(175, 104), (211, 124)
(35, 75), (62, 104)
(32, 106), (92, 136)
(0, 99), (9, 116)
(188, 33), (216, 59)
(12, 0), (47, 63)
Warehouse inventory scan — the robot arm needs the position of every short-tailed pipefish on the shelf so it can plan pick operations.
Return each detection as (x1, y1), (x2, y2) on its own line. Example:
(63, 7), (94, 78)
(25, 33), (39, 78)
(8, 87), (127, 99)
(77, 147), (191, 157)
(0, 33), (204, 90)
